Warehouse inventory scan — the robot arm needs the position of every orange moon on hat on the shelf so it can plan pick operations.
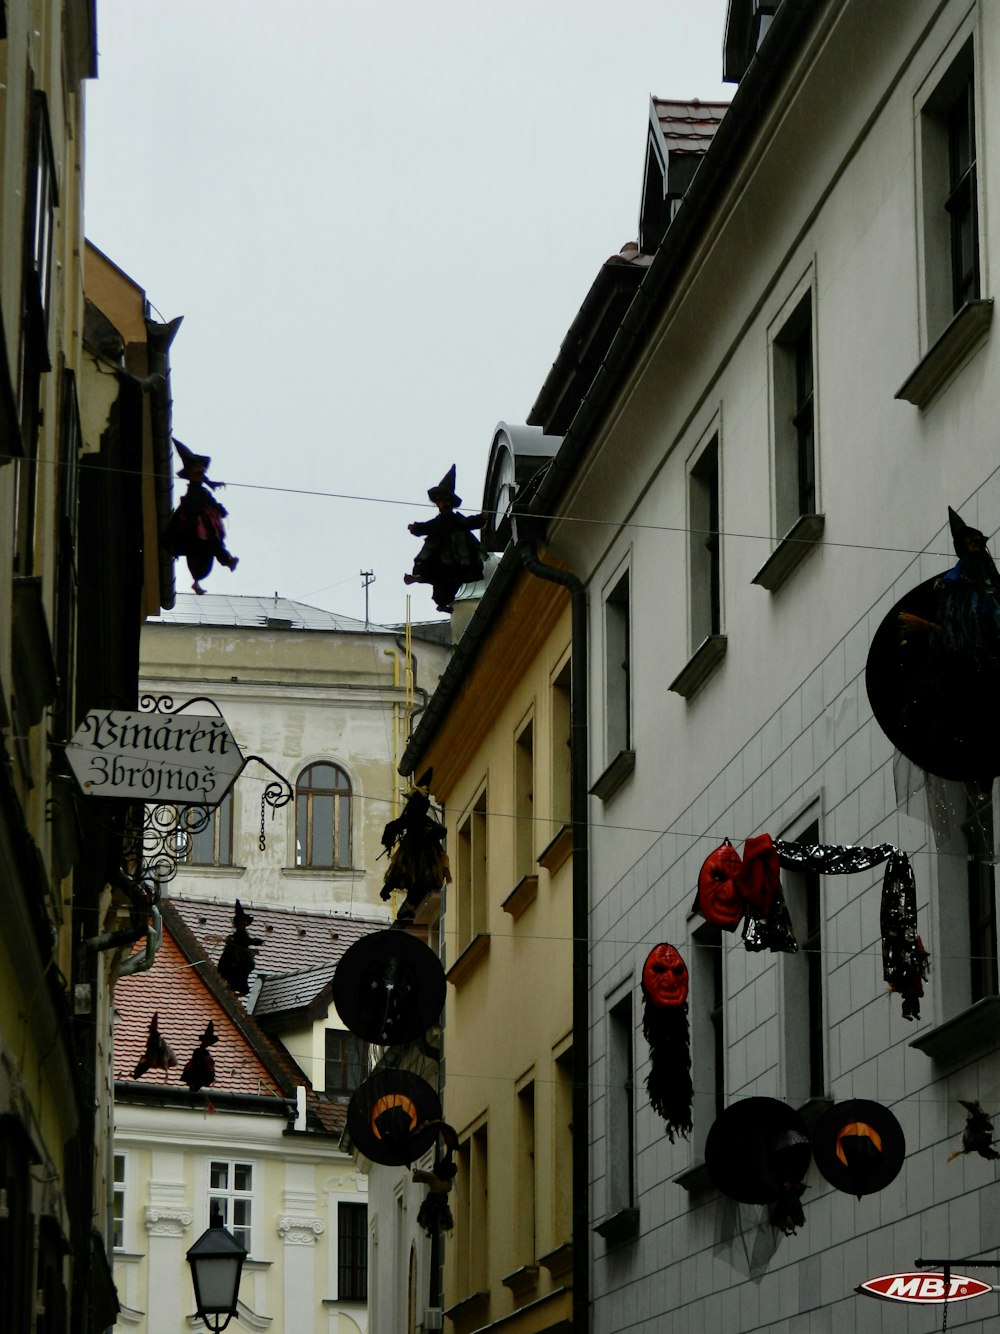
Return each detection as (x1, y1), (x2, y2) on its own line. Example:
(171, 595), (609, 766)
(371, 1094), (418, 1138)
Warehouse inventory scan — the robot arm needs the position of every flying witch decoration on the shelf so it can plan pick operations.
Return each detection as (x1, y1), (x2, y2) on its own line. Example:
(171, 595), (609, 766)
(162, 440), (239, 595)
(640, 943), (693, 1143)
(380, 769), (451, 923)
(132, 1011), (177, 1080)
(867, 505), (1000, 788)
(181, 1020), (219, 1093)
(404, 465), (486, 612)
(216, 900), (262, 996)
(949, 1100), (1000, 1162)
(695, 834), (929, 1018)
(412, 1122), (460, 1237)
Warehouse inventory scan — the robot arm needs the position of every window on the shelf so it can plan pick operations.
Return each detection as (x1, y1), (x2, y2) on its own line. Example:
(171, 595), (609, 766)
(209, 1160), (253, 1253)
(35, 1219), (68, 1334)
(338, 1202), (368, 1301)
(965, 793), (997, 1003)
(295, 762), (351, 868)
(0, 1117), (35, 1331)
(456, 1124), (489, 1297)
(185, 790), (234, 866)
(325, 1029), (367, 1100)
(515, 1080), (536, 1265)
(550, 658), (572, 829)
(772, 289), (816, 539)
(689, 436), (721, 648)
(606, 994), (635, 1216)
(691, 925), (724, 1157)
(920, 39), (980, 337)
(112, 1152), (126, 1250)
(551, 1045), (573, 1242)
(456, 786), (488, 949)
(781, 818), (826, 1104)
(514, 718), (535, 882)
(604, 570), (631, 758)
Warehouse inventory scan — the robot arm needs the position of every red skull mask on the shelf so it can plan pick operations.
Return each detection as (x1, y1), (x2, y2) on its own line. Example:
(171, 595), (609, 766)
(642, 943), (689, 1008)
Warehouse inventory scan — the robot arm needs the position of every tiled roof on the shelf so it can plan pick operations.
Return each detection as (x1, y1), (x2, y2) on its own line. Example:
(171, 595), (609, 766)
(168, 896), (384, 1005)
(114, 926), (286, 1098)
(651, 98), (729, 154)
(254, 962), (338, 1018)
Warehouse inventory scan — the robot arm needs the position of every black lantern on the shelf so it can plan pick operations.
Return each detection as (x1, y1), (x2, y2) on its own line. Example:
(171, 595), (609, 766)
(186, 1224), (247, 1332)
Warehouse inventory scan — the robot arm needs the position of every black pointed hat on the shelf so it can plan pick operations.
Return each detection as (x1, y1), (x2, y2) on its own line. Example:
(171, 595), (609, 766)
(346, 1069), (442, 1166)
(705, 1098), (812, 1204)
(812, 1099), (905, 1198)
(174, 438), (211, 480)
(427, 465), (461, 507)
(333, 929), (446, 1046)
(948, 504), (987, 557)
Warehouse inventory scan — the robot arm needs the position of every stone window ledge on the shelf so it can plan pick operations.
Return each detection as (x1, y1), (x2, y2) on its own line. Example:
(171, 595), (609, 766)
(673, 1159), (714, 1194)
(538, 824), (573, 873)
(752, 513), (825, 592)
(538, 1241), (573, 1281)
(501, 1264), (539, 1297)
(445, 932), (490, 986)
(593, 1207), (639, 1245)
(668, 634), (727, 699)
(909, 995), (1000, 1065)
(895, 298), (993, 408)
(502, 875), (538, 919)
(589, 749), (635, 802)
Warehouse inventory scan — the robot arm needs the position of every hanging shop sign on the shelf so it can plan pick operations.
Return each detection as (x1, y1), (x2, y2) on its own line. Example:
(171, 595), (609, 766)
(857, 1273), (992, 1304)
(66, 708), (244, 805)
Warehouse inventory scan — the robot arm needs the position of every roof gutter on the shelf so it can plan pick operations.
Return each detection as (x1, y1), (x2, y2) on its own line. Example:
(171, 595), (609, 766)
(144, 315), (182, 612)
(530, 0), (824, 522)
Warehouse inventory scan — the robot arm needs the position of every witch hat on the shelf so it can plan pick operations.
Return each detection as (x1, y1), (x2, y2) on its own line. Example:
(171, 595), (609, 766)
(427, 465), (461, 507)
(173, 438), (211, 480)
(333, 929), (446, 1046)
(705, 1098), (812, 1205)
(812, 1099), (905, 1197)
(346, 1069), (442, 1166)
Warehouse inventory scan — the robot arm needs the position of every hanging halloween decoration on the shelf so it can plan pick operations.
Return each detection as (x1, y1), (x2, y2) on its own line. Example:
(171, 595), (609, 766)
(333, 929), (446, 1047)
(693, 835), (797, 952)
(705, 1098), (812, 1235)
(867, 506), (1000, 785)
(346, 1069), (442, 1166)
(133, 1011), (178, 1080)
(640, 943), (692, 1143)
(812, 1099), (905, 1198)
(695, 836), (929, 1018)
(413, 1122), (460, 1237)
(404, 465), (486, 612)
(380, 769), (451, 922)
(181, 1021), (219, 1092)
(949, 1100), (1000, 1161)
(161, 440), (239, 595)
(217, 899), (262, 996)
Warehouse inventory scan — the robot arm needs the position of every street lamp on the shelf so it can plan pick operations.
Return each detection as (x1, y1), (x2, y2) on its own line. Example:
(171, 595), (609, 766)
(186, 1223), (247, 1332)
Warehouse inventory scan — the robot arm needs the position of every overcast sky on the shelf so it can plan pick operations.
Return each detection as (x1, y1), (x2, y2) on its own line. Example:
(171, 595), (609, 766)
(85, 2), (732, 625)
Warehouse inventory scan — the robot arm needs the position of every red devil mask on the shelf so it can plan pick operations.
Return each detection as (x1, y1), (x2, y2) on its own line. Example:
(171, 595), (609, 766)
(642, 943), (689, 1008)
(696, 840), (745, 929)
(738, 834), (780, 914)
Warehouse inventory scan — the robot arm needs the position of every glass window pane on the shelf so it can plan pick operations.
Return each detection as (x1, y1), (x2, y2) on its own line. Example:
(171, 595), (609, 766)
(337, 795), (350, 867)
(234, 1163), (252, 1192)
(311, 794), (334, 866)
(296, 798), (308, 867)
(210, 1162), (228, 1190)
(217, 793), (233, 864)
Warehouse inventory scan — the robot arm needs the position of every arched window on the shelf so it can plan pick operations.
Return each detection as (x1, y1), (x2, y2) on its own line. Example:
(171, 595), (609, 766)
(295, 762), (351, 868)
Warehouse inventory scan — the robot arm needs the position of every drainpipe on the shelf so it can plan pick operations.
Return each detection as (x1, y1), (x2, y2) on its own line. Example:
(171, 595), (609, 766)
(515, 528), (589, 1334)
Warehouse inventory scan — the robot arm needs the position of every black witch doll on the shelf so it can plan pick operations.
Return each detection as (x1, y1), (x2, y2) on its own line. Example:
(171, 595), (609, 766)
(217, 900), (262, 996)
(380, 769), (451, 923)
(162, 440), (239, 594)
(404, 466), (485, 612)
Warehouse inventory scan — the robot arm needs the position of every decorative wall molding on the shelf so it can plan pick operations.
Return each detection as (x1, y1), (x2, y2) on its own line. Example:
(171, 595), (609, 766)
(276, 1214), (324, 1245)
(143, 1205), (193, 1237)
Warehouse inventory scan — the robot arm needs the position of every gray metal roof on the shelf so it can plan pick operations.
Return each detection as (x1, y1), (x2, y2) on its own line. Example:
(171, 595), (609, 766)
(151, 592), (391, 633)
(253, 961), (339, 1018)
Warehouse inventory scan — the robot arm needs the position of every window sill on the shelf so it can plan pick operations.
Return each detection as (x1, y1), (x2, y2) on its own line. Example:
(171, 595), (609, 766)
(538, 1241), (573, 1281)
(668, 634), (727, 699)
(590, 749), (635, 802)
(751, 513), (825, 592)
(446, 932), (490, 986)
(502, 874), (538, 920)
(281, 866), (359, 878)
(444, 1291), (489, 1323)
(673, 1159), (714, 1194)
(538, 823), (573, 873)
(909, 995), (1000, 1065)
(593, 1207), (639, 1245)
(895, 298), (994, 408)
(501, 1264), (539, 1297)
(176, 864), (245, 878)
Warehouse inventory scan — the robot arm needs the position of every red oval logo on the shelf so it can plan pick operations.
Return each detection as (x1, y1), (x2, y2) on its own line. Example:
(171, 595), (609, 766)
(858, 1273), (992, 1304)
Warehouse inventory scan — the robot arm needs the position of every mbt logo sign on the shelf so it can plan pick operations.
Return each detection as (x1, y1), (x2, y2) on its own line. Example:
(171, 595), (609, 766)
(858, 1272), (992, 1304)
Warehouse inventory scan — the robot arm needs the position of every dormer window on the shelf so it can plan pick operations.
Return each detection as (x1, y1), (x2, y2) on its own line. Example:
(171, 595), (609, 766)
(724, 0), (779, 84)
(639, 100), (728, 253)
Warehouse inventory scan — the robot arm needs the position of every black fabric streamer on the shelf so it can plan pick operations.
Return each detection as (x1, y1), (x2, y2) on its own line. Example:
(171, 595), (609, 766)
(642, 1001), (693, 1143)
(773, 840), (930, 1020)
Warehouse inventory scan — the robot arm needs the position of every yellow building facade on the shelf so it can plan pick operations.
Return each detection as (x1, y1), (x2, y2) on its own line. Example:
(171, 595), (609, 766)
(405, 567), (575, 1334)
